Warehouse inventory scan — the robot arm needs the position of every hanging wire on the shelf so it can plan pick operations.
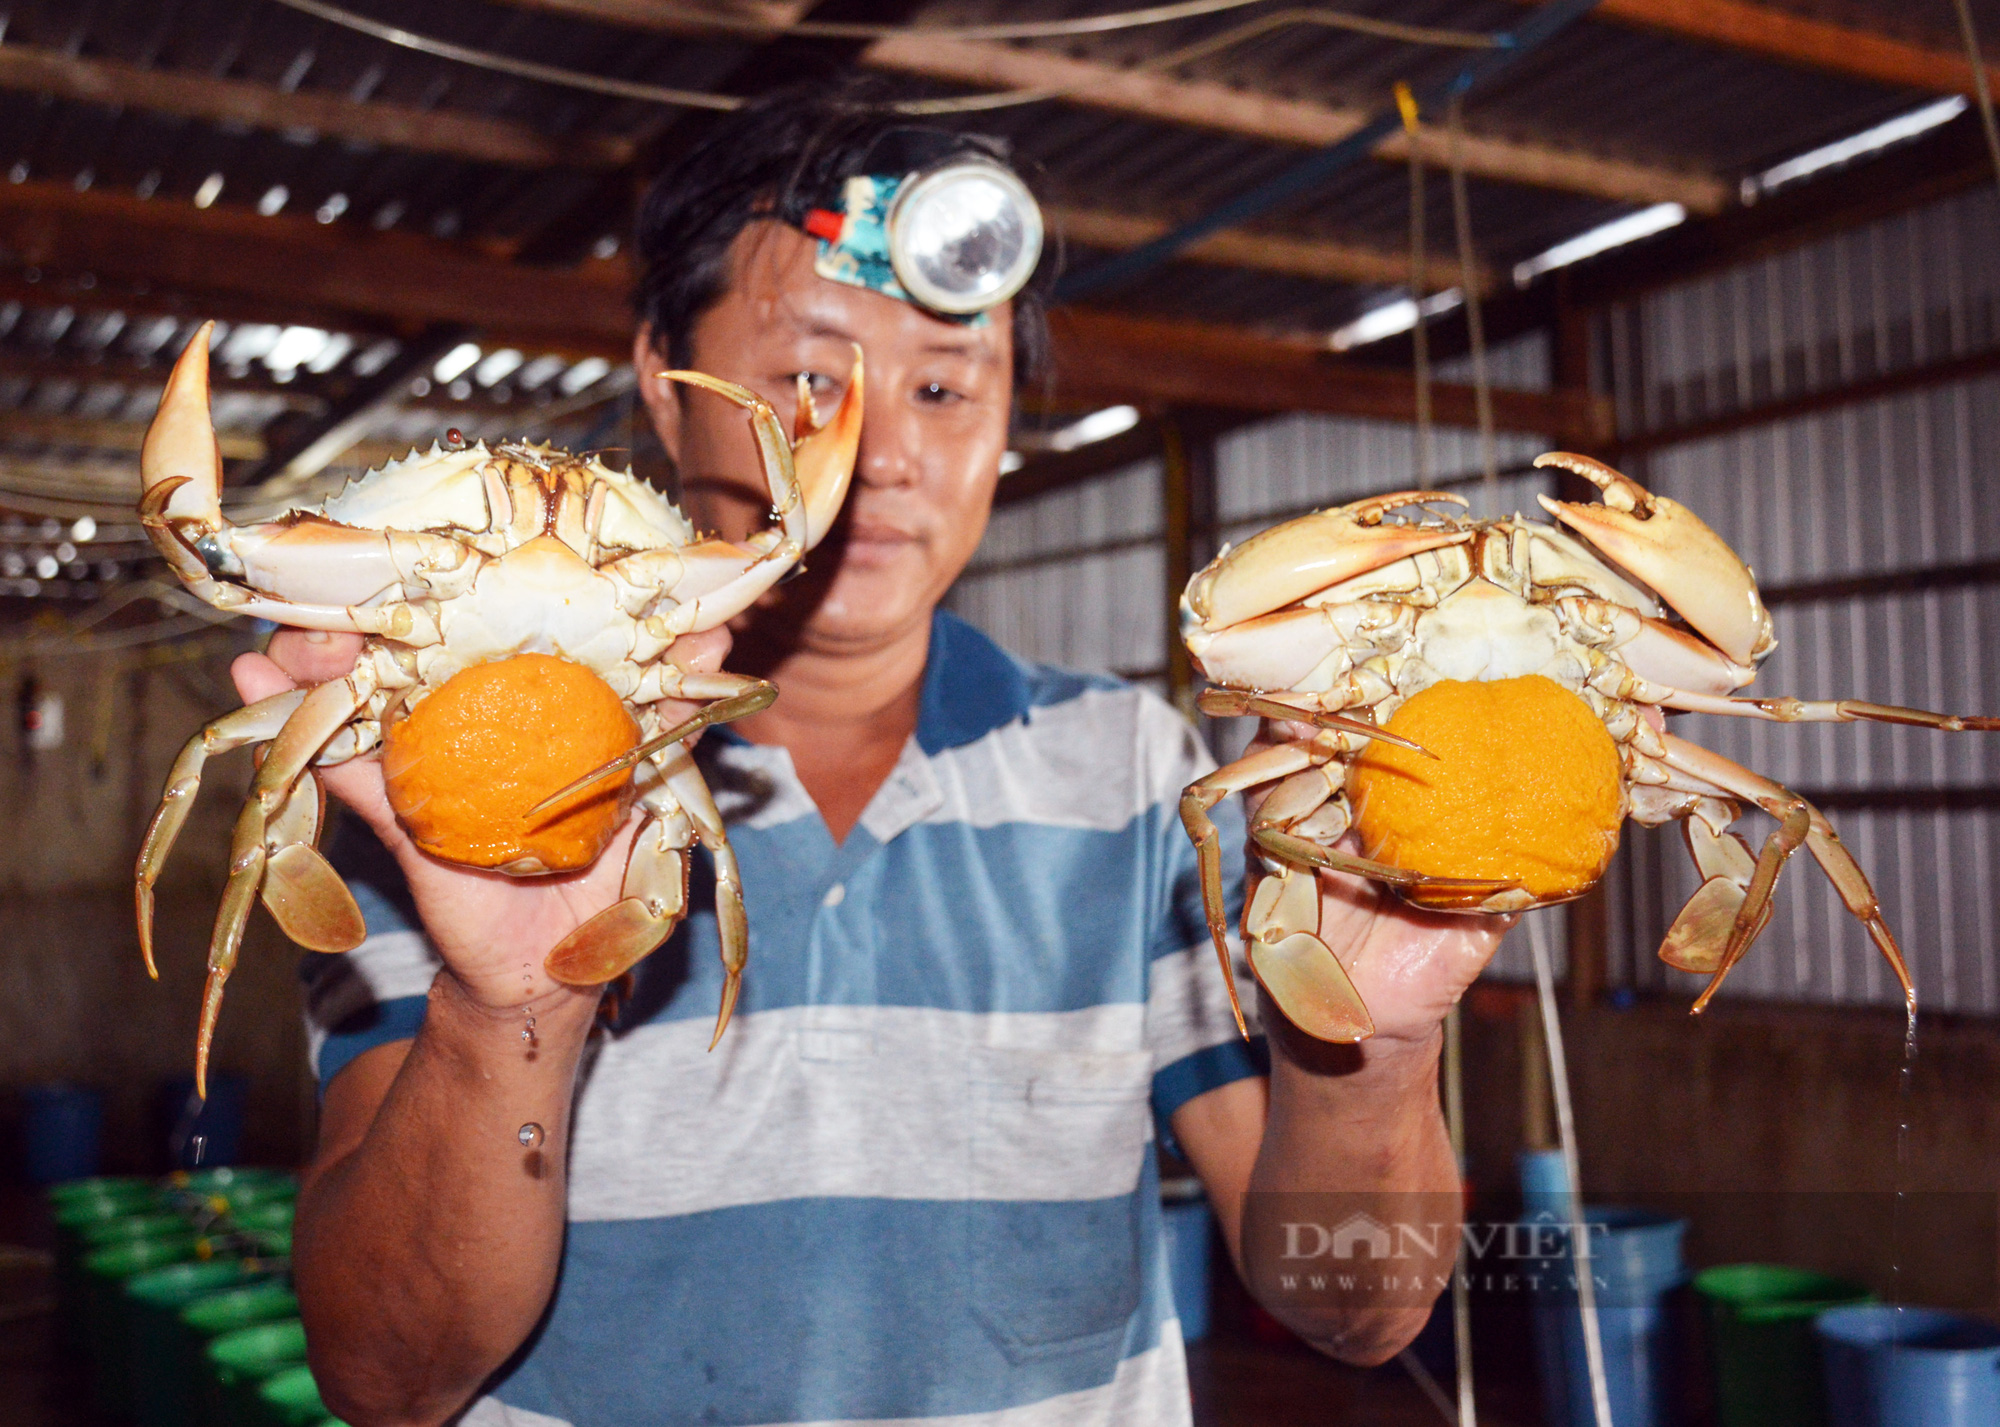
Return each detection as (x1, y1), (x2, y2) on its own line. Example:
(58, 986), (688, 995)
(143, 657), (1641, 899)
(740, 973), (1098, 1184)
(267, 0), (1502, 118)
(1446, 95), (1498, 506)
(1145, 7), (1499, 72)
(1443, 1001), (1475, 1426)
(1397, 82), (1432, 490)
(1949, 0), (2000, 192)
(1528, 913), (1614, 1427)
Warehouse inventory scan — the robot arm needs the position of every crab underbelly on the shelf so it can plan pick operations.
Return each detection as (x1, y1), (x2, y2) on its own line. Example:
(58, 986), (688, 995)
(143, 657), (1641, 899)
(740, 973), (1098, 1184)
(1405, 580), (1569, 690)
(432, 536), (632, 680)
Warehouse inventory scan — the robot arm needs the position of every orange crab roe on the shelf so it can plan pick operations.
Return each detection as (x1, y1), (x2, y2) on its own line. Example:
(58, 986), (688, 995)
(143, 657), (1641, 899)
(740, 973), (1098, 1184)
(382, 653), (640, 872)
(1347, 674), (1624, 907)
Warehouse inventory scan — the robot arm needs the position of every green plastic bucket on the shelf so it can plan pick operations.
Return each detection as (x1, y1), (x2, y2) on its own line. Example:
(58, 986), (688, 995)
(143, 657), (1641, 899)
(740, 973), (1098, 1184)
(82, 1235), (201, 1412)
(205, 1318), (309, 1427)
(255, 1363), (337, 1427)
(53, 1186), (166, 1350)
(47, 1174), (156, 1208)
(1696, 1263), (1875, 1427)
(223, 1199), (298, 1258)
(126, 1258), (268, 1427)
(80, 1210), (193, 1248)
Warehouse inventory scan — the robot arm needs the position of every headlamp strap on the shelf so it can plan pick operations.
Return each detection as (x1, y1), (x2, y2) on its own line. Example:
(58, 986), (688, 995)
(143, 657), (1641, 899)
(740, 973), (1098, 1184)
(805, 173), (987, 326)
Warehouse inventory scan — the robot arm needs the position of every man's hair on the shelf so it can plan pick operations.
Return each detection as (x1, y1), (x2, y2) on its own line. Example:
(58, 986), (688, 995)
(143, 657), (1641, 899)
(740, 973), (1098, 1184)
(632, 81), (1055, 385)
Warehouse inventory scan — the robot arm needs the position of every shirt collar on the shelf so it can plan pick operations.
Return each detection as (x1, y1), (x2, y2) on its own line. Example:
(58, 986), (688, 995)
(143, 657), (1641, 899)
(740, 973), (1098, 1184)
(916, 608), (1035, 755)
(709, 607), (1035, 762)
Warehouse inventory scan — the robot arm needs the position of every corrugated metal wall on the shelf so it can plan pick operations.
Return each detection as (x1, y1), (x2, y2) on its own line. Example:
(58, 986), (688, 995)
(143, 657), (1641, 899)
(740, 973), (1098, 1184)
(946, 458), (1168, 695)
(1598, 185), (2000, 1016)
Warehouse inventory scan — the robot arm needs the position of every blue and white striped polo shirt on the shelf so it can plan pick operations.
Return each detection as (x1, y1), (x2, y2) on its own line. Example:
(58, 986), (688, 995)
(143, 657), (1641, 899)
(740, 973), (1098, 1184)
(303, 610), (1258, 1427)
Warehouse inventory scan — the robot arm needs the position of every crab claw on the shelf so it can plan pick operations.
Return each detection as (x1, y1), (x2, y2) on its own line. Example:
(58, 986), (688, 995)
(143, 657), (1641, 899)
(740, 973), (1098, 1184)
(1536, 452), (1774, 667)
(1186, 491), (1470, 631)
(141, 321), (225, 531)
(790, 347), (863, 549)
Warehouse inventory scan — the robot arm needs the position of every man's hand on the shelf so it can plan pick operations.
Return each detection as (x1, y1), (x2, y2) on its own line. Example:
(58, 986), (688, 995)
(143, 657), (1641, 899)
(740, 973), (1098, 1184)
(234, 628), (732, 1012)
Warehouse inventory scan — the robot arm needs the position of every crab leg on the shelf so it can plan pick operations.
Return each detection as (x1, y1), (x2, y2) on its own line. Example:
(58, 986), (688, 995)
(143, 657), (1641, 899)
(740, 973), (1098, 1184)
(259, 771), (367, 956)
(1181, 742), (1322, 1035)
(1195, 687), (1433, 755)
(1658, 799), (1757, 975)
(528, 679), (778, 816)
(135, 689), (306, 978)
(545, 789), (695, 988)
(659, 743), (751, 1050)
(196, 667), (377, 1096)
(1657, 734), (1916, 1014)
(1649, 688), (1999, 732)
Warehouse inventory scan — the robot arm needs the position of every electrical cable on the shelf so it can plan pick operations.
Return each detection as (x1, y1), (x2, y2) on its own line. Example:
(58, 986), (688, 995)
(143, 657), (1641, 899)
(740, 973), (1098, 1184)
(1528, 913), (1613, 1427)
(613, 0), (1270, 40)
(268, 0), (1497, 118)
(1949, 0), (2000, 194)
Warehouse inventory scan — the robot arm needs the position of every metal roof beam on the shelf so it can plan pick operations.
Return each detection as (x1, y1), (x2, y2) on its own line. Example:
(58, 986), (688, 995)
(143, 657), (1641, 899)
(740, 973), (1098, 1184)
(0, 177), (1600, 435)
(0, 43), (633, 171)
(1586, 0), (1996, 96)
(861, 36), (1731, 213)
(1047, 309), (1612, 441)
(1048, 205), (1492, 293)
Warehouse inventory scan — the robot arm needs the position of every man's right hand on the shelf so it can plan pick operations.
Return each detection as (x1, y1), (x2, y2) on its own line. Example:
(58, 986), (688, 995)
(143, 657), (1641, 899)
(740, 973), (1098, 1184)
(238, 628), (732, 1011)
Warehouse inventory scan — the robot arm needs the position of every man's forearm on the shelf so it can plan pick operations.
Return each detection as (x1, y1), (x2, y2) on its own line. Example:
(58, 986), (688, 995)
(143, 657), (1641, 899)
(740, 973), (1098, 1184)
(1246, 1022), (1458, 1364)
(296, 973), (600, 1427)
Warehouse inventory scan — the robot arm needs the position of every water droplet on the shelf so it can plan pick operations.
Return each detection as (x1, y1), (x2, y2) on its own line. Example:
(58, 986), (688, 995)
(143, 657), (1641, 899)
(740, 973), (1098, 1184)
(517, 1122), (545, 1149)
(191, 1135), (207, 1164)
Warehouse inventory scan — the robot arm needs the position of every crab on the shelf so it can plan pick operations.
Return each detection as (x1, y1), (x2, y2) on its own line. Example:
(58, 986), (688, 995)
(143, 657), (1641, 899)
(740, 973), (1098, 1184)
(136, 323), (862, 1091)
(1179, 452), (1998, 1043)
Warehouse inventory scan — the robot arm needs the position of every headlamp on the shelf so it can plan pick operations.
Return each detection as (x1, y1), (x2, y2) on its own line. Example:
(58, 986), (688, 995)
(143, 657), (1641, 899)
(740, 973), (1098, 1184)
(798, 131), (1044, 319)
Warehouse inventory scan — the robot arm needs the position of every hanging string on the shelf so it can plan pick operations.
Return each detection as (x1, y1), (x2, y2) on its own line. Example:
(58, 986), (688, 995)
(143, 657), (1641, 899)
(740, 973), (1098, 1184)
(1949, 0), (2000, 193)
(1528, 913), (1614, 1427)
(1397, 82), (1432, 491)
(1447, 94), (1498, 511)
(1444, 1001), (1476, 1426)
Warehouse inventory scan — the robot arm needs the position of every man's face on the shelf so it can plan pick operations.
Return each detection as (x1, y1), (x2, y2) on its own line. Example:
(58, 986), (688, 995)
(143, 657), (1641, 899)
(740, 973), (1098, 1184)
(636, 221), (1012, 656)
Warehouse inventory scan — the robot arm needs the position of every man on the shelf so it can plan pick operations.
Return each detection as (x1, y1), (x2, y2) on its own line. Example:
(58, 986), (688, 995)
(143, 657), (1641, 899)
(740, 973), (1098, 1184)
(245, 89), (1507, 1426)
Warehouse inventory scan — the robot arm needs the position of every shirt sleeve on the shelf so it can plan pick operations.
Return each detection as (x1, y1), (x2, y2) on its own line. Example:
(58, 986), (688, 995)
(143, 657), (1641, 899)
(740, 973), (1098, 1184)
(300, 814), (439, 1090)
(1136, 697), (1266, 1153)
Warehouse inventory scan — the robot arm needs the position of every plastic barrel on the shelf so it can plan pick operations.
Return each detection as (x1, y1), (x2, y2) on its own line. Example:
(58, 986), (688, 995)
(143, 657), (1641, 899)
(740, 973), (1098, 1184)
(47, 1174), (154, 1209)
(182, 1271), (304, 1415)
(21, 1081), (104, 1184)
(1160, 1179), (1212, 1344)
(1696, 1264), (1874, 1427)
(1526, 1207), (1688, 1427)
(83, 1235), (201, 1413)
(255, 1363), (339, 1427)
(52, 1184), (165, 1352)
(1816, 1304), (2000, 1427)
(126, 1259), (268, 1427)
(228, 1199), (297, 1258)
(205, 1318), (309, 1427)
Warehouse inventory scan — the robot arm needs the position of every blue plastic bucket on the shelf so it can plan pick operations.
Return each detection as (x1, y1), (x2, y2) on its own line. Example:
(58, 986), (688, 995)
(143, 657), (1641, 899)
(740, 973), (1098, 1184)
(1816, 1305), (2000, 1427)
(1160, 1179), (1212, 1343)
(21, 1081), (103, 1184)
(1517, 1154), (1687, 1427)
